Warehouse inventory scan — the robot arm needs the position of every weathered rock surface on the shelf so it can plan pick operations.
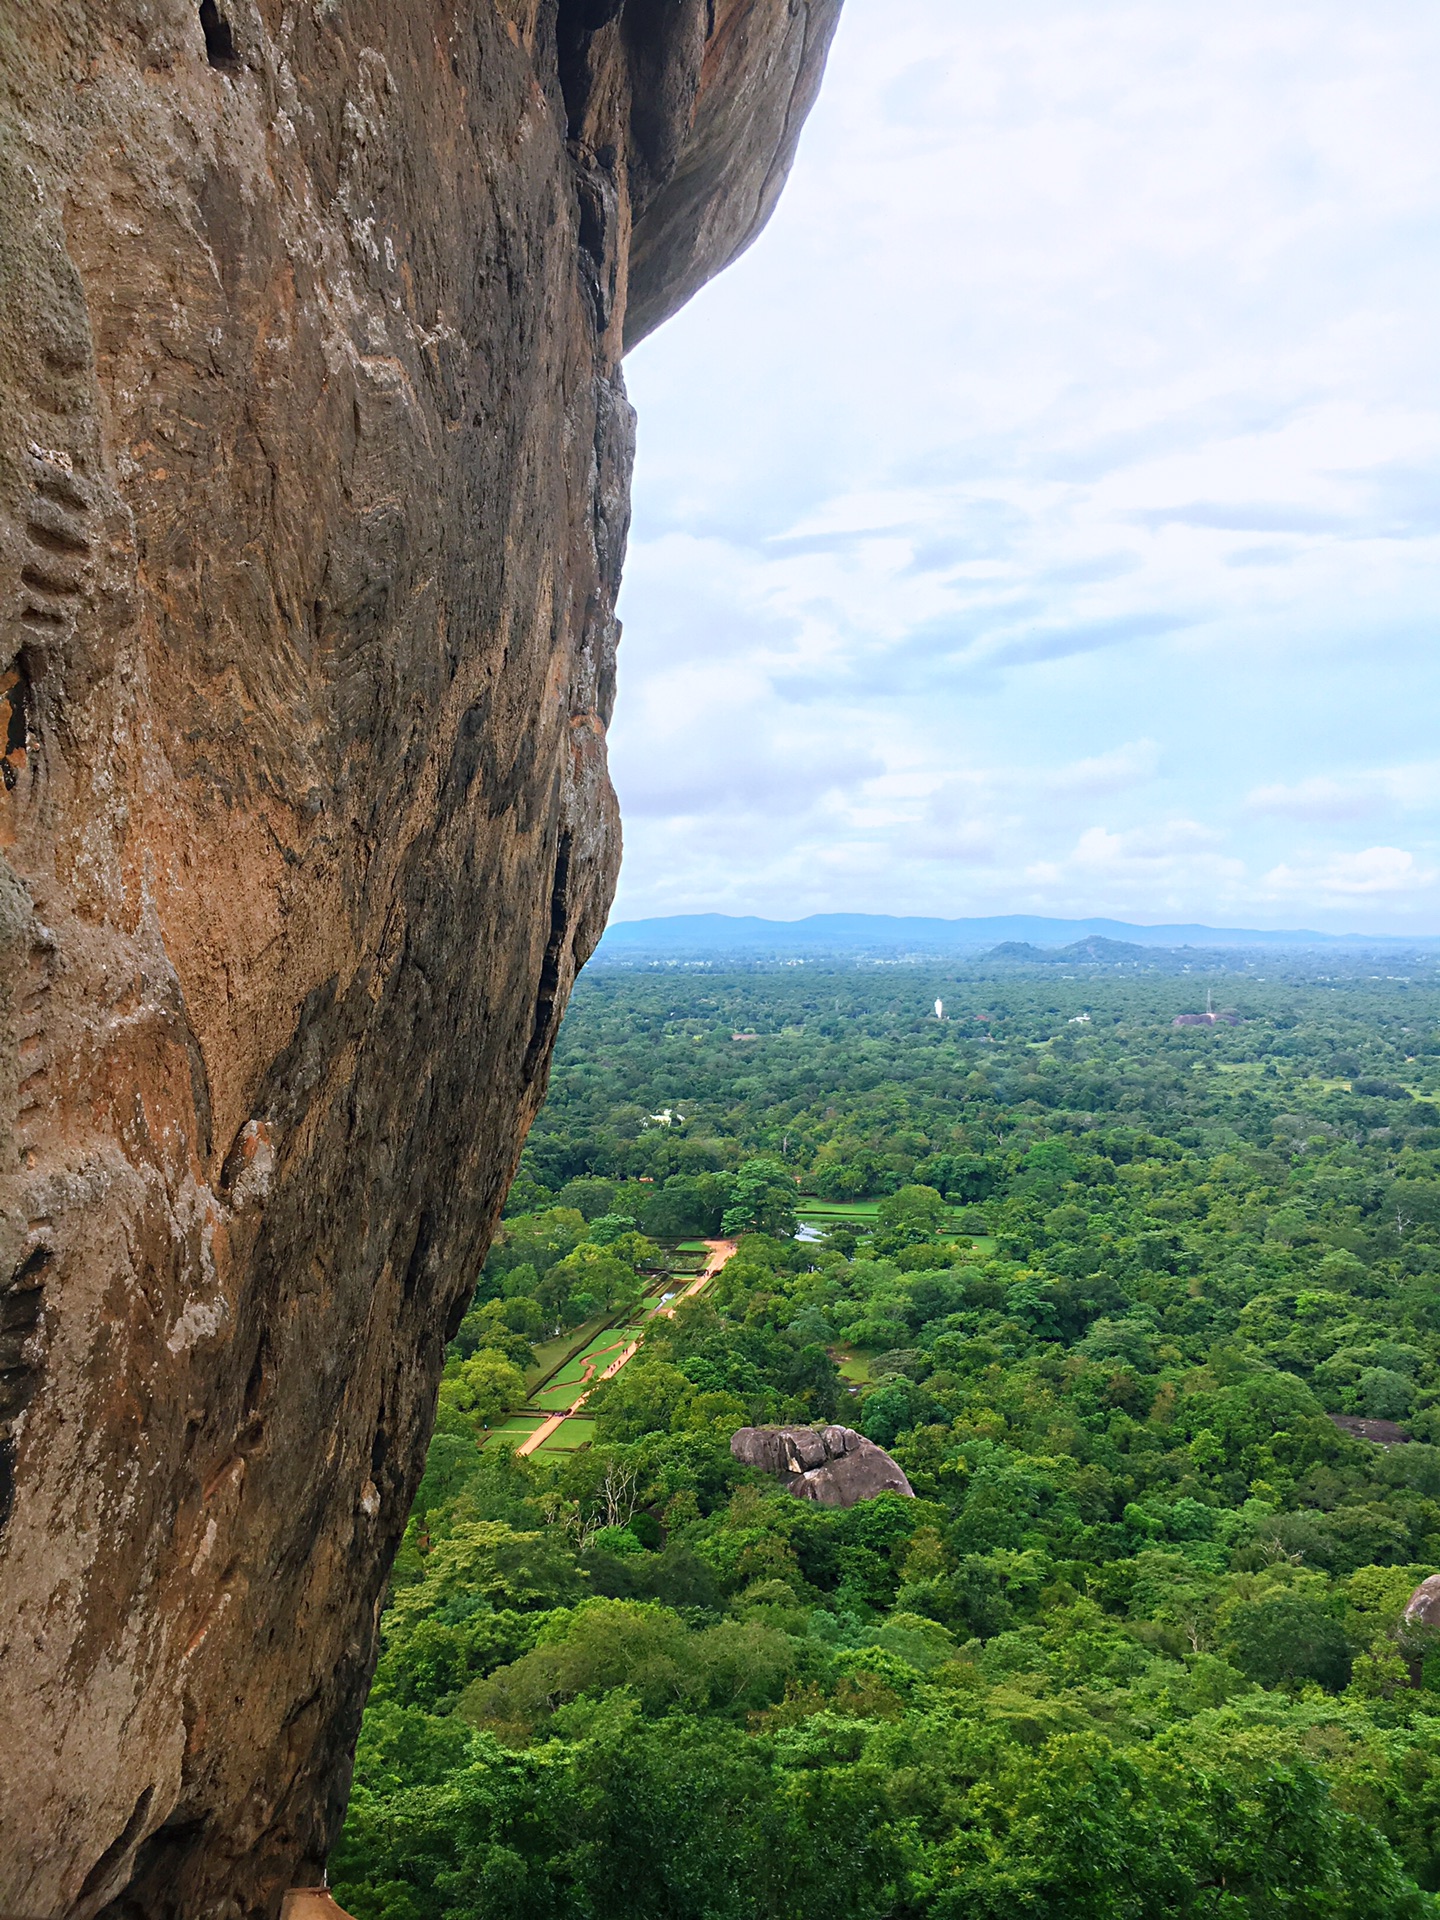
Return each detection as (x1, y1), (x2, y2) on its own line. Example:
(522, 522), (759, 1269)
(1327, 1413), (1411, 1447)
(1401, 1573), (1440, 1687)
(731, 1424), (915, 1506)
(0, 3), (840, 1914)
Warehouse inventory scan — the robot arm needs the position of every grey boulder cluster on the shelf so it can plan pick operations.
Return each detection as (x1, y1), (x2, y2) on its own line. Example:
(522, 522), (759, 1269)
(731, 1424), (914, 1507)
(1402, 1574), (1440, 1687)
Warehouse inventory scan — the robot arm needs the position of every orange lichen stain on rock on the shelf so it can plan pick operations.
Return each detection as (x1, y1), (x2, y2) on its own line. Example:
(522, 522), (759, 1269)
(230, 1117), (274, 1174)
(1, 665), (27, 787)
(282, 1891), (357, 1919)
(0, 662), (28, 848)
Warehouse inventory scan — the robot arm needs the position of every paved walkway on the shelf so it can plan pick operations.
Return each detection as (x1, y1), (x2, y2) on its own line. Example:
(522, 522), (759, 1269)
(515, 1238), (736, 1457)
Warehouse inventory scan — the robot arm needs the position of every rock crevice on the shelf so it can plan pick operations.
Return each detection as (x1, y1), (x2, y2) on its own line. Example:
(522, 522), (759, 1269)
(0, 3), (840, 1913)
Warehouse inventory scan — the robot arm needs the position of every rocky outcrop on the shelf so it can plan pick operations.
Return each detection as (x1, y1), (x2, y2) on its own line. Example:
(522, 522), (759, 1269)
(731, 1424), (915, 1506)
(1328, 1413), (1411, 1447)
(1401, 1574), (1440, 1687)
(0, 4), (840, 1914)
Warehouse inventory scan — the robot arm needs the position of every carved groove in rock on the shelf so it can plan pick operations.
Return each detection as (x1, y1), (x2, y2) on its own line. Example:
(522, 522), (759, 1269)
(0, 3), (840, 1913)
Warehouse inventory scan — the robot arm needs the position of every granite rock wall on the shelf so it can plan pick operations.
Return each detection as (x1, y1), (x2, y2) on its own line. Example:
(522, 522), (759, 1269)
(0, 3), (840, 1912)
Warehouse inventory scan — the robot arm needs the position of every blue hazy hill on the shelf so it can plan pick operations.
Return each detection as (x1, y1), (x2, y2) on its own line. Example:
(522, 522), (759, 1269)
(596, 912), (1439, 957)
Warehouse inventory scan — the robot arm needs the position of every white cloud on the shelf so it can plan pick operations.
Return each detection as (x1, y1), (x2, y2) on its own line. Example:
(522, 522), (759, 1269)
(610, 0), (1440, 933)
(1045, 741), (1162, 797)
(1246, 765), (1440, 821)
(1263, 847), (1439, 898)
(1025, 822), (1244, 900)
(1246, 777), (1376, 821)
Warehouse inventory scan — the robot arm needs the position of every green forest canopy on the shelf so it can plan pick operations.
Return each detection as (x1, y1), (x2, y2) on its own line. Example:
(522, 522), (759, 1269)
(333, 957), (1440, 1918)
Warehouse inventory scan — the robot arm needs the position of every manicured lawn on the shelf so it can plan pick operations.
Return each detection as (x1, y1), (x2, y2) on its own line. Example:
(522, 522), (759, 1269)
(484, 1413), (544, 1445)
(832, 1347), (873, 1387)
(539, 1344), (608, 1390)
(546, 1352), (593, 1384)
(525, 1310), (621, 1390)
(545, 1354), (591, 1386)
(796, 1199), (882, 1217)
(531, 1378), (585, 1411)
(533, 1415), (595, 1453)
(526, 1331), (583, 1385)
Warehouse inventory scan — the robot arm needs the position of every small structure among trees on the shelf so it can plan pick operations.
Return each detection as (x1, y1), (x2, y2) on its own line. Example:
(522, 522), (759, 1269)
(1174, 988), (1240, 1027)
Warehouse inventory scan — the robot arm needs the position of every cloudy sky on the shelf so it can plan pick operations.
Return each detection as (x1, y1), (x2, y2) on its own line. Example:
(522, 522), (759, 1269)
(608, 0), (1440, 934)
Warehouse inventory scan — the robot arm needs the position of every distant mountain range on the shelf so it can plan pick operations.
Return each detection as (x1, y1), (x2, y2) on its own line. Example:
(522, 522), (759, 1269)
(596, 912), (1440, 958)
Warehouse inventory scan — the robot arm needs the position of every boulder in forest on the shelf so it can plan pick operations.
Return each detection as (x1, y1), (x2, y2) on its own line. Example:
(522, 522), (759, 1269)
(731, 1424), (914, 1506)
(1404, 1574), (1440, 1631)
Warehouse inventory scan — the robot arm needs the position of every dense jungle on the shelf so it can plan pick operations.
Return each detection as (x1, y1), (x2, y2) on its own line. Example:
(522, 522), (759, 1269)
(332, 955), (1440, 1918)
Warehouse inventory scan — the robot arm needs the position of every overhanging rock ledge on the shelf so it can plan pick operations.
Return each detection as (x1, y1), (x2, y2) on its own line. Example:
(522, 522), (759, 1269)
(0, 3), (841, 1913)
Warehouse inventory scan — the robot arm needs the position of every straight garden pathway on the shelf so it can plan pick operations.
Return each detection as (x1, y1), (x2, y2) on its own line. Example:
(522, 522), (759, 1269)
(515, 1238), (736, 1457)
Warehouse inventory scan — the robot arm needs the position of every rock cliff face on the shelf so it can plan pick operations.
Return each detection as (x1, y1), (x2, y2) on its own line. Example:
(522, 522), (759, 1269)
(0, 4), (840, 1913)
(731, 1424), (915, 1505)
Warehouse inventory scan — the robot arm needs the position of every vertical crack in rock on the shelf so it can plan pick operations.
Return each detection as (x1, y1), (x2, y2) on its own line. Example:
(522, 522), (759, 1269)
(525, 829), (575, 1080)
(197, 0), (238, 71)
(0, 1243), (52, 1533)
(0, 1), (842, 1912)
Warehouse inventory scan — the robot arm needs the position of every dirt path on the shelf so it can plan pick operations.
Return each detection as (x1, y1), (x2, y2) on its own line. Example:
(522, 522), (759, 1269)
(515, 1238), (736, 1457)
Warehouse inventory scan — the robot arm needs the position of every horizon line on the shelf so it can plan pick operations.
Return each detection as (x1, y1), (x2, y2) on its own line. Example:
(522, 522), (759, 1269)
(600, 909), (1440, 945)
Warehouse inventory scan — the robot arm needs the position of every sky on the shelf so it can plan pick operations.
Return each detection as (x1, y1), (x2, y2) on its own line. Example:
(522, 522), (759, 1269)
(607, 0), (1440, 934)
